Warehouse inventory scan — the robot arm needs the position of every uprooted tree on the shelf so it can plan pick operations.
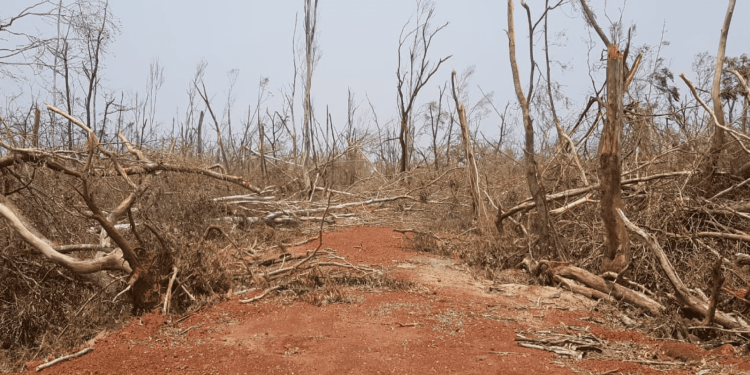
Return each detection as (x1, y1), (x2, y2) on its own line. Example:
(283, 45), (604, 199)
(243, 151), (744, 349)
(0, 104), (261, 311)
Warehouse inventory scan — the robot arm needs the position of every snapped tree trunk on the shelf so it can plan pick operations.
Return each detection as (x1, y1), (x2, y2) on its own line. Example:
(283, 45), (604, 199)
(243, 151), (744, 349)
(451, 70), (489, 230)
(599, 44), (630, 273)
(32, 107), (40, 147)
(579, 0), (630, 273)
(196, 110), (204, 154)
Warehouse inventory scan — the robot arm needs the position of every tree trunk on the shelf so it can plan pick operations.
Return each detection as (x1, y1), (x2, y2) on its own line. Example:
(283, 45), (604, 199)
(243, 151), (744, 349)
(706, 0), (736, 175)
(599, 44), (630, 274)
(259, 117), (267, 179)
(32, 107), (40, 147)
(196, 110), (204, 154)
(505, 0), (564, 260)
(399, 115), (409, 173)
(452, 71), (489, 230)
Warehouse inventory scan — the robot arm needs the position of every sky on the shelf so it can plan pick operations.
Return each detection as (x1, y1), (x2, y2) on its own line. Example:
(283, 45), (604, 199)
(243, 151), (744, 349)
(3, 0), (749, 145)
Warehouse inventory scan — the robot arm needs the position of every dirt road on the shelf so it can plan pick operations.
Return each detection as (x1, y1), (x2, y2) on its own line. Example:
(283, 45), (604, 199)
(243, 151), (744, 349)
(22, 227), (749, 374)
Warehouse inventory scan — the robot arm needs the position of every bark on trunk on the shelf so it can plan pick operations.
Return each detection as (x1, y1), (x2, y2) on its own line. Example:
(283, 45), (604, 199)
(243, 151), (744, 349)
(32, 107), (40, 147)
(399, 115), (409, 173)
(599, 44), (630, 274)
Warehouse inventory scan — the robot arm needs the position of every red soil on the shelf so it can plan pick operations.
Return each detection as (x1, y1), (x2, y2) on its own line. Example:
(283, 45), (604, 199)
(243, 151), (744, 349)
(18, 227), (750, 374)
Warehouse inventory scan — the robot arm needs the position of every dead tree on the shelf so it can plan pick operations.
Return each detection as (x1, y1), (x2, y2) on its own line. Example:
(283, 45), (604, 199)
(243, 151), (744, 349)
(302, 0), (319, 193)
(451, 70), (489, 230)
(579, 0), (629, 273)
(81, 1), (110, 141)
(195, 79), (230, 172)
(542, 0), (587, 186)
(705, 0), (736, 175)
(504, 0), (565, 261)
(396, 0), (451, 173)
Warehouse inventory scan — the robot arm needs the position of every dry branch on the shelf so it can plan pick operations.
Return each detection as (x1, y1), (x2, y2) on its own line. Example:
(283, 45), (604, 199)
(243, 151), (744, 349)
(498, 171), (690, 221)
(123, 162), (261, 193)
(239, 285), (282, 304)
(618, 209), (748, 329)
(710, 175), (750, 200)
(36, 347), (93, 372)
(553, 276), (617, 305)
(163, 266), (179, 315)
(54, 244), (112, 254)
(0, 196), (131, 274)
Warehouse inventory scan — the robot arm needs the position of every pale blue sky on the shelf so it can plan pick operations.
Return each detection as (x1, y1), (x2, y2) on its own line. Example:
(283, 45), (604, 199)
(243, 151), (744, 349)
(3, 1), (749, 143)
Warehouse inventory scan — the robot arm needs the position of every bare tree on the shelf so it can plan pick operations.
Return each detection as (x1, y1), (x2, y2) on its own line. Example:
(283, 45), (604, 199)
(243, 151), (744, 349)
(451, 70), (489, 229)
(256, 76), (271, 179)
(192, 63), (229, 172)
(423, 83), (447, 172)
(542, 0), (588, 186)
(79, 1), (109, 131)
(705, 0), (737, 175)
(143, 57), (165, 146)
(223, 68), (240, 158)
(0, 1), (56, 79)
(504, 0), (565, 261)
(280, 13), (300, 173)
(189, 60), (208, 154)
(396, 0), (451, 173)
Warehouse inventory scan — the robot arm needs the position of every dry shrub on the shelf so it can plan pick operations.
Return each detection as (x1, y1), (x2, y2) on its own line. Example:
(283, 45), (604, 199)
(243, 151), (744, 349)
(0, 160), (290, 370)
(0, 251), (130, 371)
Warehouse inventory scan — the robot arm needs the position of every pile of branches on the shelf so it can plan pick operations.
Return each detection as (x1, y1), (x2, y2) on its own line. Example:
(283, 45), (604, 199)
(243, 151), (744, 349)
(226, 201), (416, 307)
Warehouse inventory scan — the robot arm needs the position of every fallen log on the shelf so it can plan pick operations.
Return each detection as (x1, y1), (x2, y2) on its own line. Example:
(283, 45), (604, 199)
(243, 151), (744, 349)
(540, 260), (664, 316)
(553, 276), (617, 305)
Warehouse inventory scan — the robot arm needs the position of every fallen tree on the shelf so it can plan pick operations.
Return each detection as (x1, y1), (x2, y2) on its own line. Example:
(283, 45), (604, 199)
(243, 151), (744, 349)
(524, 257), (665, 316)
